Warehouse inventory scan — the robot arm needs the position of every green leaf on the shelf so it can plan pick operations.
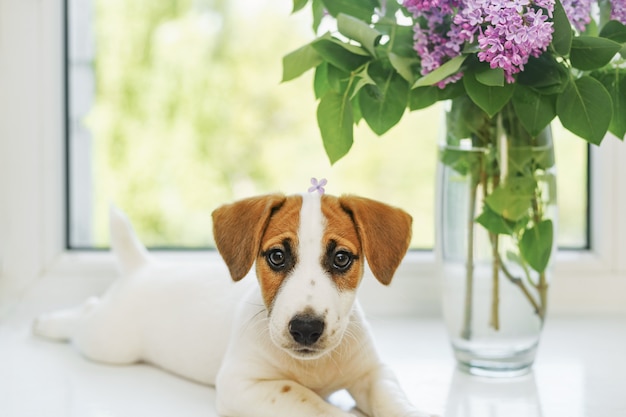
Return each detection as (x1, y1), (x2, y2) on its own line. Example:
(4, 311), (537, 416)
(314, 63), (330, 99)
(439, 147), (484, 177)
(317, 92), (354, 164)
(583, 17), (599, 37)
(517, 54), (569, 93)
(351, 93), (363, 124)
(475, 67), (504, 87)
(388, 52), (419, 84)
(320, 0), (379, 22)
(337, 13), (383, 56)
(464, 70), (515, 117)
(443, 94), (491, 146)
(408, 82), (465, 111)
(520, 220), (554, 273)
(512, 85), (557, 136)
(282, 44), (323, 82)
(311, 36), (369, 72)
(385, 0), (402, 17)
(599, 20), (626, 43)
(314, 63), (350, 98)
(408, 86), (440, 110)
(349, 65), (376, 100)
(380, 24), (417, 58)
(570, 36), (622, 71)
(413, 55), (466, 87)
(595, 70), (626, 139)
(312, 0), (325, 32)
(485, 177), (536, 221)
(358, 64), (409, 135)
(598, 0), (613, 31)
(315, 33), (371, 56)
(556, 76), (613, 145)
(292, 0), (308, 13)
(476, 205), (516, 235)
(438, 81), (466, 100)
(328, 64), (350, 91)
(507, 144), (556, 173)
(551, 0), (573, 56)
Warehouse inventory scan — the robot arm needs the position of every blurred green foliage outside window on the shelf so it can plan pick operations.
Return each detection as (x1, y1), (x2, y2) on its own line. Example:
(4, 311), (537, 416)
(67, 0), (587, 249)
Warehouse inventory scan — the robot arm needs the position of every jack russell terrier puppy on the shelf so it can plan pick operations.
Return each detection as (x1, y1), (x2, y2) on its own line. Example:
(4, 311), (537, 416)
(34, 193), (432, 417)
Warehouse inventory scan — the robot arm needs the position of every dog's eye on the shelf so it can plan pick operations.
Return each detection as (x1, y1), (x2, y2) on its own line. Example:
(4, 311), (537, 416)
(267, 249), (286, 269)
(333, 251), (353, 271)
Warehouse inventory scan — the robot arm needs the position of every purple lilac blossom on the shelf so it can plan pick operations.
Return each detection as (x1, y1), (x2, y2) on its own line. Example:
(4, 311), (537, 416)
(411, 6), (467, 87)
(561, 0), (593, 32)
(534, 0), (555, 16)
(611, 0), (626, 24)
(404, 0), (555, 86)
(477, 6), (553, 83)
(404, 0), (460, 14)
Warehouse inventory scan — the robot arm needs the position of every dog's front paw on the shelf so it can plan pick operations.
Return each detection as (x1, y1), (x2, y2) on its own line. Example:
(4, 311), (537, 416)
(33, 312), (72, 341)
(32, 297), (99, 341)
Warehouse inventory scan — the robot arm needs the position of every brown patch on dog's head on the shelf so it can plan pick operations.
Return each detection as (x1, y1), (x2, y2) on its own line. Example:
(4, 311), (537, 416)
(255, 196), (303, 308)
(320, 195), (364, 292)
(212, 194), (287, 281)
(337, 195), (412, 285)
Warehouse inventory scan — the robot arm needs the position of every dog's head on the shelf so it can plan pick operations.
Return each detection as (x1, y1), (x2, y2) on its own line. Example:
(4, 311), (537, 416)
(212, 193), (412, 360)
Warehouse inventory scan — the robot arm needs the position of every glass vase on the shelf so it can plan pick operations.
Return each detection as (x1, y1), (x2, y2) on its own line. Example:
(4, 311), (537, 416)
(436, 97), (557, 377)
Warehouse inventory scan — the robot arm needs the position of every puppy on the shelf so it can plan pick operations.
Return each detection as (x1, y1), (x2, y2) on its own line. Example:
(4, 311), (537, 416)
(34, 193), (431, 417)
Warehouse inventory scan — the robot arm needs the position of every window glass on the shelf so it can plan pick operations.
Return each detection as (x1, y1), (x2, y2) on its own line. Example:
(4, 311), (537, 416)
(67, 0), (587, 249)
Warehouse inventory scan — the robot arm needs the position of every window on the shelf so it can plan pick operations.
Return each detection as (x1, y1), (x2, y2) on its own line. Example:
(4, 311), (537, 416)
(0, 0), (623, 318)
(66, 0), (588, 250)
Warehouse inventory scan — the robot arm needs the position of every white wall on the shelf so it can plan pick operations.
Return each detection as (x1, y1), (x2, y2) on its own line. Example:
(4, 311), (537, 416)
(0, 0), (65, 313)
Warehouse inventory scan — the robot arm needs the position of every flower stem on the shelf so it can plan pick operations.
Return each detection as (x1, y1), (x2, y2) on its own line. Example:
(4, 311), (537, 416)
(538, 272), (548, 320)
(490, 234), (500, 331)
(531, 185), (549, 321)
(460, 177), (479, 340)
(497, 252), (544, 320)
(484, 170), (501, 331)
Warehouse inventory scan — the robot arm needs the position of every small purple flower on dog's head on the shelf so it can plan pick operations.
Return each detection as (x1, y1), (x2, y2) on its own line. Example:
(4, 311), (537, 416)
(308, 177), (327, 195)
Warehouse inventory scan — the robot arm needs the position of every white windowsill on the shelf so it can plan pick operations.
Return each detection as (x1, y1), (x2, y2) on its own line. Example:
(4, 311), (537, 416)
(2, 270), (625, 417)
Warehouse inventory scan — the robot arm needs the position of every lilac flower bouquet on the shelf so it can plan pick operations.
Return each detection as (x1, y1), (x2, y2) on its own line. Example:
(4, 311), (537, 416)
(284, 1), (626, 369)
(283, 0), (626, 163)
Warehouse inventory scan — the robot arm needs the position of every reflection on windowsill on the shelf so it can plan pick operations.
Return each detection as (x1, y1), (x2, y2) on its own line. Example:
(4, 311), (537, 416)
(444, 369), (542, 417)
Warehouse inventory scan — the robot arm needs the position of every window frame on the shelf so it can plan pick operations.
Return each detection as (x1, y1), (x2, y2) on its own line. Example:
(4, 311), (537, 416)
(1, 0), (624, 317)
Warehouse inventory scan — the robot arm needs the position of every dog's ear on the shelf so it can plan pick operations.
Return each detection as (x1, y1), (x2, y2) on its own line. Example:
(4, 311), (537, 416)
(338, 196), (412, 285)
(212, 194), (286, 281)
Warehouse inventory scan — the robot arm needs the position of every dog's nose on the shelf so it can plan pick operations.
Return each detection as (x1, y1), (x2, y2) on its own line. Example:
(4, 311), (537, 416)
(288, 315), (324, 346)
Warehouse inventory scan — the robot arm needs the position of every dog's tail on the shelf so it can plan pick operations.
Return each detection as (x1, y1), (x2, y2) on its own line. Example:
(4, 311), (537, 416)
(109, 205), (151, 275)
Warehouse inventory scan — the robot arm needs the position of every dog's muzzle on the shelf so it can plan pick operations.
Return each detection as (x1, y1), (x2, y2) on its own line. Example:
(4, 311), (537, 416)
(288, 314), (324, 346)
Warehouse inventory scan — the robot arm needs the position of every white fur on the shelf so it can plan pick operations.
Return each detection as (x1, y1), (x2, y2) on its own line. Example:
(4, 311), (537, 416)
(268, 194), (356, 360)
(33, 200), (432, 417)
